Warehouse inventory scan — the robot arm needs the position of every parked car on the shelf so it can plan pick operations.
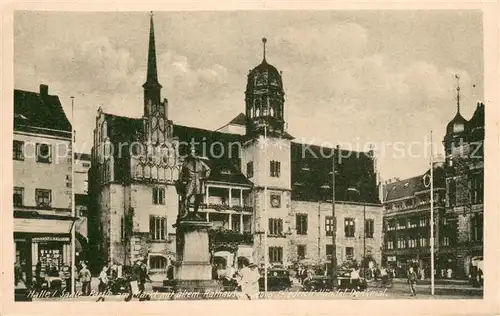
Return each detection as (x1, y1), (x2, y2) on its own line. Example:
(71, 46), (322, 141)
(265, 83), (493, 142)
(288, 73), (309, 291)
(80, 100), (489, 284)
(259, 267), (292, 291)
(302, 269), (368, 291)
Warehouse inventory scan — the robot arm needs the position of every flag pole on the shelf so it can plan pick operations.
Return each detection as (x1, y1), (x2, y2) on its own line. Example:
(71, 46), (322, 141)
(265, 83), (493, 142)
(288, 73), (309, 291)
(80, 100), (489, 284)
(70, 96), (76, 295)
(430, 130), (435, 296)
(263, 124), (268, 296)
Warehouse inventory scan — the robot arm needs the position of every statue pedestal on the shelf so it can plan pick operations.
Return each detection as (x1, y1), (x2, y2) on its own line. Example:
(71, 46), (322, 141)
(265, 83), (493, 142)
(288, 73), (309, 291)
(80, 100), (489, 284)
(155, 218), (222, 296)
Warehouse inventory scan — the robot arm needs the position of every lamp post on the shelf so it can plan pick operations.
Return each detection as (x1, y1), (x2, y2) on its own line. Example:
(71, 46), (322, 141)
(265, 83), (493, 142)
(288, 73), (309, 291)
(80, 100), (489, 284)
(70, 96), (76, 295)
(330, 147), (338, 288)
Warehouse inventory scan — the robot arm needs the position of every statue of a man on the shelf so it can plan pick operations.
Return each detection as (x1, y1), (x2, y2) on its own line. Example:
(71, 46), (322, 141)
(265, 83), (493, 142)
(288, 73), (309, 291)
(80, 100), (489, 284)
(177, 147), (211, 220)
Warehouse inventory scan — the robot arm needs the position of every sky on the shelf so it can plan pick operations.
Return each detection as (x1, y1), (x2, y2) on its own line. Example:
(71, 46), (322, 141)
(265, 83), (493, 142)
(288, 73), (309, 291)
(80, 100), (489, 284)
(14, 10), (484, 180)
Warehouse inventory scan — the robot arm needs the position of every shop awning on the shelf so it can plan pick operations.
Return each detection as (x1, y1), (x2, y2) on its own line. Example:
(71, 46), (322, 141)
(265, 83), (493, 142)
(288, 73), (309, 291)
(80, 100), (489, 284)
(14, 217), (75, 234)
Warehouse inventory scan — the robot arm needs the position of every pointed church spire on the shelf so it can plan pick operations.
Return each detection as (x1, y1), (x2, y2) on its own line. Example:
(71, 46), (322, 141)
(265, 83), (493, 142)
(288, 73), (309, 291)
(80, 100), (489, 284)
(143, 12), (162, 111)
(455, 74), (461, 113)
(262, 37), (267, 62)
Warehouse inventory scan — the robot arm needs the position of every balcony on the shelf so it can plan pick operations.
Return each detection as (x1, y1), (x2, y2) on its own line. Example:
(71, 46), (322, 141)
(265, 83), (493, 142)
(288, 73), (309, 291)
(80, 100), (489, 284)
(209, 227), (254, 246)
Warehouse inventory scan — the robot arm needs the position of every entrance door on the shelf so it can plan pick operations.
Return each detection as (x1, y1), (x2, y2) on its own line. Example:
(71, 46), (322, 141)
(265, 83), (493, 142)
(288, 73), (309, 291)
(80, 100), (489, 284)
(15, 239), (32, 287)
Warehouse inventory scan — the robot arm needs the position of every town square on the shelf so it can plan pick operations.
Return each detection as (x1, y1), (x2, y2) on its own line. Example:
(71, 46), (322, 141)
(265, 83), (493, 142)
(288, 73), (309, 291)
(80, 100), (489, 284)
(11, 10), (485, 302)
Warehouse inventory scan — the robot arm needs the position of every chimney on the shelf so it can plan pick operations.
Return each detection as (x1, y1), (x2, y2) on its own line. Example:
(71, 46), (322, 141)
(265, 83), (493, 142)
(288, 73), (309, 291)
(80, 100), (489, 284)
(40, 84), (49, 97)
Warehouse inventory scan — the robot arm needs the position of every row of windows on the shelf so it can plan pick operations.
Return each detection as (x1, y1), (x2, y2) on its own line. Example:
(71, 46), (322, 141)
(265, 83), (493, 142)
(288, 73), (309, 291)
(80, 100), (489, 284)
(269, 214), (376, 238)
(297, 245), (354, 260)
(245, 160), (281, 178)
(13, 141), (58, 163)
(386, 236), (456, 249)
(386, 217), (428, 231)
(13, 187), (51, 207)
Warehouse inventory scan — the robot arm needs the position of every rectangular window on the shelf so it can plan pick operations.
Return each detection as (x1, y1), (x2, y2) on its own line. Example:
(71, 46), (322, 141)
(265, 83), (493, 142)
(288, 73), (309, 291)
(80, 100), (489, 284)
(150, 256), (168, 270)
(365, 219), (374, 238)
(325, 216), (335, 236)
(269, 247), (283, 263)
(442, 236), (450, 246)
(419, 237), (427, 247)
(121, 216), (126, 241)
(397, 237), (406, 249)
(268, 218), (283, 236)
(35, 189), (51, 208)
(408, 237), (417, 248)
(270, 193), (281, 208)
(345, 247), (354, 259)
(297, 245), (306, 259)
(471, 214), (483, 242)
(387, 240), (394, 250)
(152, 187), (165, 205)
(231, 215), (241, 232)
(246, 161), (254, 178)
(419, 217), (427, 227)
(13, 187), (24, 207)
(344, 218), (355, 237)
(36, 143), (52, 163)
(149, 216), (167, 241)
(13, 140), (24, 161)
(270, 160), (281, 177)
(447, 178), (456, 207)
(296, 214), (308, 235)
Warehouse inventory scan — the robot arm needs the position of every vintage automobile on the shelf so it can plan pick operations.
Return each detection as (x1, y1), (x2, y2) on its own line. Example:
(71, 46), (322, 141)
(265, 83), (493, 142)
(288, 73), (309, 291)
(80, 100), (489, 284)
(259, 267), (293, 291)
(302, 269), (368, 292)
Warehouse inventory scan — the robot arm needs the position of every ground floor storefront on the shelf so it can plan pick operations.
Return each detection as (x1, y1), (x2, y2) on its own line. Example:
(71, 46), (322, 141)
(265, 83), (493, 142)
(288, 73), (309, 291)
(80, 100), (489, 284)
(14, 211), (77, 290)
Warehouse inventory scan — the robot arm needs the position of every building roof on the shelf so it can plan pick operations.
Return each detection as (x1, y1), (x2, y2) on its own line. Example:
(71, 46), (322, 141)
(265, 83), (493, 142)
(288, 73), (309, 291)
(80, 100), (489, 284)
(14, 85), (71, 135)
(384, 166), (446, 202)
(228, 113), (247, 126)
(290, 142), (379, 204)
(445, 109), (468, 135)
(99, 112), (379, 201)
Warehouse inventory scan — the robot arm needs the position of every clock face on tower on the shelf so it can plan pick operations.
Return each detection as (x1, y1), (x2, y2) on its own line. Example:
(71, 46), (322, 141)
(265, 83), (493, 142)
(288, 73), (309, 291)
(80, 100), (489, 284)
(270, 193), (281, 208)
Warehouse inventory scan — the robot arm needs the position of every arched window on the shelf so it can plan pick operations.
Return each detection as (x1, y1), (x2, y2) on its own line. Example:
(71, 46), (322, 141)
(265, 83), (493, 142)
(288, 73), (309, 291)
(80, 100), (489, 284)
(149, 255), (168, 270)
(135, 163), (144, 179)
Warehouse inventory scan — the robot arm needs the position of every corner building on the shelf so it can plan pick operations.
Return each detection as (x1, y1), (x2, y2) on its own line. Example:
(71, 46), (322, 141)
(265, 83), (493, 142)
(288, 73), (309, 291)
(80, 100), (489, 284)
(88, 17), (383, 277)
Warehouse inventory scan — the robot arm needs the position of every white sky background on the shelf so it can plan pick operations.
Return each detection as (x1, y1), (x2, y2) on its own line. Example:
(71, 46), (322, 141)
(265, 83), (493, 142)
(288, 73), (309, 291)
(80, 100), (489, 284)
(14, 10), (484, 181)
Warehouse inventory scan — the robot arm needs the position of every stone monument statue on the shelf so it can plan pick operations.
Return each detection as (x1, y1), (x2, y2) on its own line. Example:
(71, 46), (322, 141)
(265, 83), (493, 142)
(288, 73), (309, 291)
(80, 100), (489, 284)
(176, 147), (211, 221)
(155, 146), (221, 296)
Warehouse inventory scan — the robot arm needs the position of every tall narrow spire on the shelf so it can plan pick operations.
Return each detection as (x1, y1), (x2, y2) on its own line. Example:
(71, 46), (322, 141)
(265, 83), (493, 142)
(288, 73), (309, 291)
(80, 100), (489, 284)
(262, 37), (267, 62)
(455, 74), (461, 113)
(143, 12), (162, 111)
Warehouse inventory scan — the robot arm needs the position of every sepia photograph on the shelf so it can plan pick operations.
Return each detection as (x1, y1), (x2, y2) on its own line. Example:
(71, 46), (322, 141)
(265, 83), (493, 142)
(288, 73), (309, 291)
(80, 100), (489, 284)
(4, 4), (497, 313)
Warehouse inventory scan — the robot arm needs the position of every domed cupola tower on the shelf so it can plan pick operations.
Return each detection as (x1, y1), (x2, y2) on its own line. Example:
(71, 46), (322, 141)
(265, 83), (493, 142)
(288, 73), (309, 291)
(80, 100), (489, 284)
(443, 74), (469, 156)
(245, 38), (285, 138)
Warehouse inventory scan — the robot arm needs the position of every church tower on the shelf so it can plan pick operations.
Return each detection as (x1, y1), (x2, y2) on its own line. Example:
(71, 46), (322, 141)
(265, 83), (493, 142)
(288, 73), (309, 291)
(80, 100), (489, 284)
(142, 12), (171, 145)
(245, 38), (286, 138)
(241, 38), (293, 266)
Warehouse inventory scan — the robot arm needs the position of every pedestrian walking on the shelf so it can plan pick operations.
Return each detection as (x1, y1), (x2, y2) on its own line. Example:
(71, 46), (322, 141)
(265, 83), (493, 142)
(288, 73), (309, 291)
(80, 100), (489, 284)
(237, 258), (260, 300)
(96, 266), (109, 302)
(79, 262), (92, 296)
(407, 267), (417, 296)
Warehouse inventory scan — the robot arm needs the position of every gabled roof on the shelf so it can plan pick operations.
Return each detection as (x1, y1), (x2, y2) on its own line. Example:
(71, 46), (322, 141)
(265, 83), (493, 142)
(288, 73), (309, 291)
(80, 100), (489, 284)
(228, 113), (247, 126)
(14, 87), (71, 134)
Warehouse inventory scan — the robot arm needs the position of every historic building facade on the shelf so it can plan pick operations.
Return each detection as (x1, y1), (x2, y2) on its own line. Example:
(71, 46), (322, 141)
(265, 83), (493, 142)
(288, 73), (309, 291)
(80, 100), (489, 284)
(88, 16), (383, 277)
(442, 97), (484, 278)
(381, 89), (484, 279)
(13, 84), (75, 286)
(381, 168), (446, 276)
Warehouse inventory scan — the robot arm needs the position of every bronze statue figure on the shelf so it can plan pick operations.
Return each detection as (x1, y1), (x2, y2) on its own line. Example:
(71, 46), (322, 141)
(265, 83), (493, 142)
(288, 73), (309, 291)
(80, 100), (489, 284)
(176, 147), (211, 221)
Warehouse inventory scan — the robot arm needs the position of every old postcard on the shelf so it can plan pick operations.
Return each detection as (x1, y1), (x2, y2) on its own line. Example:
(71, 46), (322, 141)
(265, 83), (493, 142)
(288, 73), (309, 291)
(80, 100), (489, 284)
(1, 1), (498, 316)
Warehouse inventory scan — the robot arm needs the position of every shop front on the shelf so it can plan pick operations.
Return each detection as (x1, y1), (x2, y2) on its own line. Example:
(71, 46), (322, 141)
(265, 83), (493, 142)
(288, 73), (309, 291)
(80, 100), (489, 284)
(14, 211), (76, 293)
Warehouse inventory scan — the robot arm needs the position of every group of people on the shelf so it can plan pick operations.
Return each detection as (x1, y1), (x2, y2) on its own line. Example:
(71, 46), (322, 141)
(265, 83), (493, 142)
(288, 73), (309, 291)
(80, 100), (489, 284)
(75, 259), (152, 302)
